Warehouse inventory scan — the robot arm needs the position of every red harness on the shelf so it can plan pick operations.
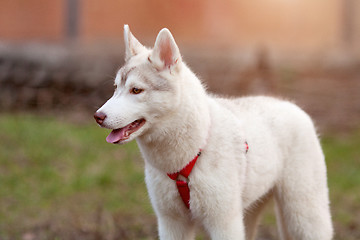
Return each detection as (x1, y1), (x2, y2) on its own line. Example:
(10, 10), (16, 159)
(167, 141), (249, 209)
(167, 150), (202, 209)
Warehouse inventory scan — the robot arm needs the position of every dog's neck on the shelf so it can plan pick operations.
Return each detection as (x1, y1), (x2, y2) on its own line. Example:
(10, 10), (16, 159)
(137, 67), (211, 173)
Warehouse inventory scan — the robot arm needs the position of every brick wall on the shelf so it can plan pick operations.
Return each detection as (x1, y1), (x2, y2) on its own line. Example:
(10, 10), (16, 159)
(79, 0), (341, 52)
(0, 0), (64, 42)
(0, 0), (359, 54)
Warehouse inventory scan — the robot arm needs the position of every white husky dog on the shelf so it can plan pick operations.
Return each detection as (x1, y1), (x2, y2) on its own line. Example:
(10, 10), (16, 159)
(94, 25), (333, 240)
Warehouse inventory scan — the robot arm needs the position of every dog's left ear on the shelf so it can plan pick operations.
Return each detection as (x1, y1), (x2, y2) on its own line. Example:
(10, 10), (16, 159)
(150, 28), (182, 72)
(124, 25), (146, 61)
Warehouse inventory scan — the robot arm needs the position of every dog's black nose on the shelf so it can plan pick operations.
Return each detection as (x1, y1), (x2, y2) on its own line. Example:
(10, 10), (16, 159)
(94, 111), (107, 125)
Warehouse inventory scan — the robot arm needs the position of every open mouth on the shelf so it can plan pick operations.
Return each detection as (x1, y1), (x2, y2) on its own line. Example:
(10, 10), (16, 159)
(106, 119), (146, 144)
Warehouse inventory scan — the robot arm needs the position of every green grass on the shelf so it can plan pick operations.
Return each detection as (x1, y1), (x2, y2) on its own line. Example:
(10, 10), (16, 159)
(0, 113), (359, 239)
(322, 132), (360, 239)
(0, 113), (154, 239)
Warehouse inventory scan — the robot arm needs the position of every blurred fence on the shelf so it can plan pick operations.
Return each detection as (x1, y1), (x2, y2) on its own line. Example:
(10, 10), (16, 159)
(0, 43), (274, 112)
(0, 43), (121, 111)
(0, 42), (359, 133)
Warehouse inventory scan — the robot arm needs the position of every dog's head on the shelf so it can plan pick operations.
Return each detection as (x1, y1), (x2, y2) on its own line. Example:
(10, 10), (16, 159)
(94, 25), (184, 144)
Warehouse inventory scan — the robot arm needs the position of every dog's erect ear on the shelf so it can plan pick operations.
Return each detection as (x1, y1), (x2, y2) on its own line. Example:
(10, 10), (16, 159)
(124, 25), (146, 61)
(150, 28), (182, 72)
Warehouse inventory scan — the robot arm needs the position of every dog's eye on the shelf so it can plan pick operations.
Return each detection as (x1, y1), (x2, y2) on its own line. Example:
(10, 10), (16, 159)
(131, 87), (143, 94)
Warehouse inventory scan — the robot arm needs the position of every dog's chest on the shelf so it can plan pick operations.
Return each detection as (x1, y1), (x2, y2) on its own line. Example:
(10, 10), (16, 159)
(143, 145), (248, 216)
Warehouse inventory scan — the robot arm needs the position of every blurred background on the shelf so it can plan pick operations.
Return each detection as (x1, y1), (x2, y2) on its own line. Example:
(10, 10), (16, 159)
(0, 0), (359, 239)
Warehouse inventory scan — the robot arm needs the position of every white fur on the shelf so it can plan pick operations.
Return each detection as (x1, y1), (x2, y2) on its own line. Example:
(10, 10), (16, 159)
(96, 25), (333, 240)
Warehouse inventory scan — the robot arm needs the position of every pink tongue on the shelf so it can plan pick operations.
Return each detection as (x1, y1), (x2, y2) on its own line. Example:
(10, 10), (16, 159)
(106, 128), (127, 143)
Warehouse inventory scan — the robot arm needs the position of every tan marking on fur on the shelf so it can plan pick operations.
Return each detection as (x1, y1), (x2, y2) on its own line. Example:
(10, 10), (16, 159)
(121, 66), (136, 85)
(141, 75), (171, 92)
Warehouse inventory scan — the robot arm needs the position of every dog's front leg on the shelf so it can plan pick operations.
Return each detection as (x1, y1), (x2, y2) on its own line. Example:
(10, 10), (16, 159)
(157, 215), (196, 240)
(193, 166), (246, 239)
(144, 165), (197, 239)
(202, 212), (245, 240)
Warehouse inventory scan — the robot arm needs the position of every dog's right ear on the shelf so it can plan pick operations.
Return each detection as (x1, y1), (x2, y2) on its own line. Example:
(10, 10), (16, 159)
(124, 25), (146, 61)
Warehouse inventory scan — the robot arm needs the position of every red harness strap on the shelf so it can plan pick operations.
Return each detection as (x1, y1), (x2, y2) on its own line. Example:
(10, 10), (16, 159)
(167, 141), (249, 209)
(167, 150), (202, 209)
